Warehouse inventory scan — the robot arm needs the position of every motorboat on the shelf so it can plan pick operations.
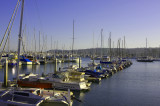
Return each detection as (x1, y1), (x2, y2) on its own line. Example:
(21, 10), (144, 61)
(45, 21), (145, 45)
(19, 88), (73, 106)
(17, 73), (90, 91)
(0, 89), (44, 106)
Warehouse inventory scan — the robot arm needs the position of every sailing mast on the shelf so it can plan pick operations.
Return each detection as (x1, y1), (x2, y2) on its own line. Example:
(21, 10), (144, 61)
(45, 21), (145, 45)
(39, 31), (40, 52)
(17, 0), (24, 80)
(101, 29), (103, 58)
(51, 36), (52, 51)
(72, 20), (74, 62)
(122, 39), (123, 58)
(34, 28), (36, 53)
(54, 41), (56, 59)
(8, 33), (10, 53)
(109, 32), (111, 58)
(124, 36), (125, 58)
(93, 32), (95, 63)
(146, 38), (147, 48)
(145, 38), (147, 57)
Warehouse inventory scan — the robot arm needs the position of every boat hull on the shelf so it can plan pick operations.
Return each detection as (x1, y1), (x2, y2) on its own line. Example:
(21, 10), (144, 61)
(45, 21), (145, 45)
(21, 61), (32, 65)
(17, 80), (89, 91)
(17, 80), (52, 88)
(137, 60), (153, 62)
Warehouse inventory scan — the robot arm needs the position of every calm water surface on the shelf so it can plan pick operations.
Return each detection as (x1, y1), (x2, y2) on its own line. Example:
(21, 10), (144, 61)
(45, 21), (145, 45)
(0, 58), (160, 106)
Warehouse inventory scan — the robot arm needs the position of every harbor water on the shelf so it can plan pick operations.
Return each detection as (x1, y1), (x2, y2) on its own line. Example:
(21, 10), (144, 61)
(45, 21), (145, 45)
(0, 58), (160, 106)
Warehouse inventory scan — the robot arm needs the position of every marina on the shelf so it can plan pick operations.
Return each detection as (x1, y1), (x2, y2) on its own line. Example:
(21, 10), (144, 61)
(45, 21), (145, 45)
(0, 58), (160, 105)
(0, 0), (160, 105)
(0, 57), (133, 106)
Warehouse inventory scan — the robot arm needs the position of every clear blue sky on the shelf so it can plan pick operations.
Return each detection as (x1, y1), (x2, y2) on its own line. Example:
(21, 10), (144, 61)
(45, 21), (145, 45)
(0, 0), (160, 51)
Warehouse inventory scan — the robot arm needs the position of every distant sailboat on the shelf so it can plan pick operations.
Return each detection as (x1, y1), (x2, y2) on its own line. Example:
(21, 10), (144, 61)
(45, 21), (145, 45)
(100, 30), (111, 64)
(64, 20), (81, 63)
(137, 38), (153, 62)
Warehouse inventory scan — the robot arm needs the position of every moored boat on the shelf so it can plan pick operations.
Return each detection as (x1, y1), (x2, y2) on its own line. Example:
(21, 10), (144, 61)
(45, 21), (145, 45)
(20, 56), (32, 65)
(17, 73), (90, 91)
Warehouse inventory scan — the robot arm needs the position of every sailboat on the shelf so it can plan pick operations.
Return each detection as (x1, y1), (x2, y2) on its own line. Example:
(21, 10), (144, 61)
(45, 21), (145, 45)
(100, 30), (111, 64)
(64, 20), (81, 63)
(137, 56), (153, 62)
(137, 38), (153, 62)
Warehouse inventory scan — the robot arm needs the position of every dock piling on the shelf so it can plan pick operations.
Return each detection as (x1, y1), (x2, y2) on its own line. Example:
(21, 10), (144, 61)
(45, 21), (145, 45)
(54, 58), (57, 73)
(79, 57), (81, 68)
(4, 58), (8, 87)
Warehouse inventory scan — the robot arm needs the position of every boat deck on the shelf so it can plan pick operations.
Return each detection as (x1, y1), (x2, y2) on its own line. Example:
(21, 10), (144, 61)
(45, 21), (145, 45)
(0, 90), (43, 105)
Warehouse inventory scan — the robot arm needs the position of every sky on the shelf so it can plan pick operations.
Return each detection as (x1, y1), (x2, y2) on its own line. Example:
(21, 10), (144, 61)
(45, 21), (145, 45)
(0, 0), (160, 51)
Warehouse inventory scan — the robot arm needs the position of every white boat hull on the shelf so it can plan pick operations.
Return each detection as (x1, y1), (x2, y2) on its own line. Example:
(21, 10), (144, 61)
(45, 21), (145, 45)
(21, 61), (32, 65)
(52, 81), (89, 91)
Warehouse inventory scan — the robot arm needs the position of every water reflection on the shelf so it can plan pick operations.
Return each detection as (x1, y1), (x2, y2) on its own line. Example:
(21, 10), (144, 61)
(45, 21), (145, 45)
(12, 67), (16, 76)
(79, 92), (85, 100)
